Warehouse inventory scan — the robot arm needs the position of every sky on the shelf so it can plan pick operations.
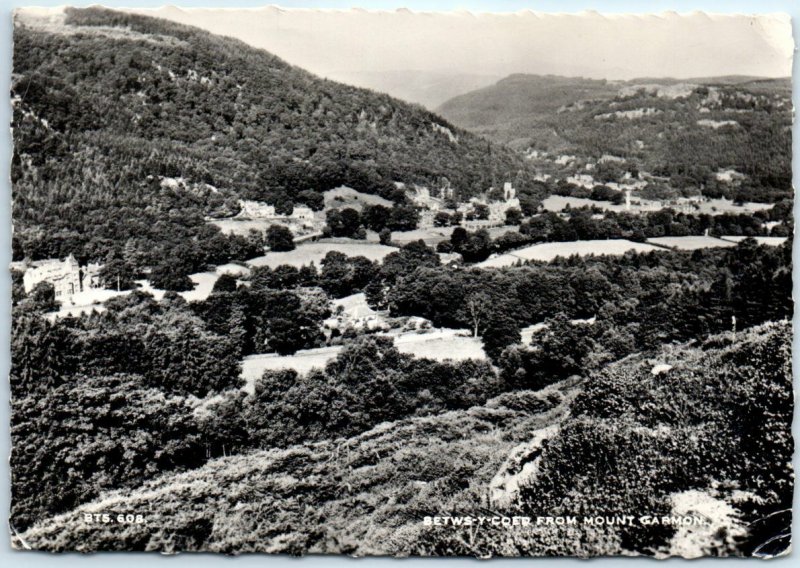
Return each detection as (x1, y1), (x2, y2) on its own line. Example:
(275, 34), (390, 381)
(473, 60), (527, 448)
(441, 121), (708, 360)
(125, 6), (793, 81)
(14, 5), (794, 108)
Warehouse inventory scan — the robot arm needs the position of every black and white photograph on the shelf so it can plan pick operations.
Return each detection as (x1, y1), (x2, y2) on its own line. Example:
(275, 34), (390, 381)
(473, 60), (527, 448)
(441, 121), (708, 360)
(7, 3), (795, 558)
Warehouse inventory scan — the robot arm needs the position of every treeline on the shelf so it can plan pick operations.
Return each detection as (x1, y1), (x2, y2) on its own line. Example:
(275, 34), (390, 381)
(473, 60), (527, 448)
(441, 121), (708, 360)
(516, 205), (790, 242)
(324, 202), (420, 239)
(434, 204), (790, 264)
(201, 336), (502, 455)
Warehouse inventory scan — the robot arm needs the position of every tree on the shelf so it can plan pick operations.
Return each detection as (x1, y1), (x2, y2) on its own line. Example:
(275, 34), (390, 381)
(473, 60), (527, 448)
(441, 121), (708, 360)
(326, 208), (361, 238)
(150, 260), (194, 292)
(99, 250), (135, 290)
(362, 204), (391, 232)
(266, 224), (295, 252)
(472, 203), (490, 220)
(459, 229), (493, 263)
(482, 311), (521, 360)
(464, 292), (491, 337)
(265, 316), (322, 356)
(379, 228), (392, 245)
(274, 199), (294, 216)
(26, 281), (58, 312)
(212, 273), (238, 294)
(387, 205), (420, 231)
(297, 190), (324, 211)
(504, 207), (523, 226)
(434, 211), (451, 227)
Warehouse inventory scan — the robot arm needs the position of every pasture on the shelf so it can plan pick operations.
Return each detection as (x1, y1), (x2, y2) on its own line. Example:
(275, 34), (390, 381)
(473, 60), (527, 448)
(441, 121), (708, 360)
(324, 186), (393, 211)
(719, 236), (788, 246)
(646, 236), (738, 251)
(247, 242), (397, 268)
(477, 239), (662, 268)
(209, 218), (272, 237)
(542, 195), (774, 216)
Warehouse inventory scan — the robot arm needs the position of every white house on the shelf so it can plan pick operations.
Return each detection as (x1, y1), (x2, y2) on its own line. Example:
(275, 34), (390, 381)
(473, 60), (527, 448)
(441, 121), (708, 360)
(22, 255), (100, 300)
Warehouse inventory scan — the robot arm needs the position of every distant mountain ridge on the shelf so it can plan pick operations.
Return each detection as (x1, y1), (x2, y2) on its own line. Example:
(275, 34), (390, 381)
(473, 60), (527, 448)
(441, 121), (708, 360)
(321, 69), (502, 110)
(436, 73), (791, 201)
(437, 73), (790, 145)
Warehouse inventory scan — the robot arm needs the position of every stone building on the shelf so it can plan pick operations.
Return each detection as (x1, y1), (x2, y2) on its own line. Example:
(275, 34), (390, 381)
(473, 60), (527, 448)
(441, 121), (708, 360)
(22, 254), (103, 301)
(23, 255), (82, 299)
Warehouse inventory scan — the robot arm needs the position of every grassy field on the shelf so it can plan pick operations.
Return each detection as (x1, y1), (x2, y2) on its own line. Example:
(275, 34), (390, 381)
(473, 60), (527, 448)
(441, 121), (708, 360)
(324, 186), (393, 211)
(719, 236), (788, 246)
(391, 328), (485, 360)
(247, 242), (398, 268)
(241, 346), (343, 393)
(209, 218), (273, 237)
(646, 236), (738, 251)
(136, 272), (221, 303)
(385, 227), (455, 245)
(695, 199), (773, 215)
(477, 239), (662, 268)
(543, 195), (775, 216)
(240, 328), (486, 393)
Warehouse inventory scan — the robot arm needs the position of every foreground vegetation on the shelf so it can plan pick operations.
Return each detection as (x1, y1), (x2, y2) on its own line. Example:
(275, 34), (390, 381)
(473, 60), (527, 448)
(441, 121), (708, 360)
(17, 323), (791, 556)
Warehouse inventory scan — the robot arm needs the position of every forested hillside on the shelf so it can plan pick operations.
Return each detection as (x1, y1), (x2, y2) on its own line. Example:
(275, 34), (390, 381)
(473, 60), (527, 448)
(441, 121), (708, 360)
(11, 7), (533, 263)
(437, 74), (620, 144)
(437, 74), (792, 202)
(17, 323), (791, 557)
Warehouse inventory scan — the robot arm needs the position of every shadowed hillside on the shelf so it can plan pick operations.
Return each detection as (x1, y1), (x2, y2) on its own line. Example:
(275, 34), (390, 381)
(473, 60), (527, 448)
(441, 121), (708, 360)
(11, 7), (535, 263)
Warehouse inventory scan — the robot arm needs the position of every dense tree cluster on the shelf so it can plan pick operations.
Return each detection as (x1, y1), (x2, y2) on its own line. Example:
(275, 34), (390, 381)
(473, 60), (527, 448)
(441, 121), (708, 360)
(388, 239), (792, 376)
(433, 204), (789, 264)
(10, 292), (244, 529)
(202, 336), (503, 454)
(324, 204), (420, 238)
(517, 206), (789, 242)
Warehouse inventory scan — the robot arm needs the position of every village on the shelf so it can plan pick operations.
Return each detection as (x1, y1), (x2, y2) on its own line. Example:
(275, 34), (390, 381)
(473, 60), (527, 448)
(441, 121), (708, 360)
(14, 156), (786, 318)
(12, 165), (787, 388)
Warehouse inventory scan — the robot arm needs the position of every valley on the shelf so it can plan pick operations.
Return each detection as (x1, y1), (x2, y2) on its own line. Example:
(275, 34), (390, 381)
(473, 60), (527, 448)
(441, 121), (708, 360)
(9, 5), (794, 560)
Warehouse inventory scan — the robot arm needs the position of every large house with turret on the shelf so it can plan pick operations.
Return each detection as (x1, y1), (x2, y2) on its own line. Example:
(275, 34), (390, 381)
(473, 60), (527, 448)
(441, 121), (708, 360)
(22, 254), (102, 301)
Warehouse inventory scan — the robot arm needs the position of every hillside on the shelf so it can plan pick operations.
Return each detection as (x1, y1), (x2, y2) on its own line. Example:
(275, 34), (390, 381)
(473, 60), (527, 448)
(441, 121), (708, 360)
(437, 74), (792, 202)
(437, 74), (621, 145)
(18, 322), (791, 557)
(11, 7), (532, 263)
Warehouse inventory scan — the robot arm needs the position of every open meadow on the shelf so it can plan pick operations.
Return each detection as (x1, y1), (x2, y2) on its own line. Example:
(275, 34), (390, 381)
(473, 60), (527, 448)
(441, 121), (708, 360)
(477, 239), (662, 268)
(543, 195), (775, 216)
(646, 236), (739, 251)
(247, 242), (398, 268)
